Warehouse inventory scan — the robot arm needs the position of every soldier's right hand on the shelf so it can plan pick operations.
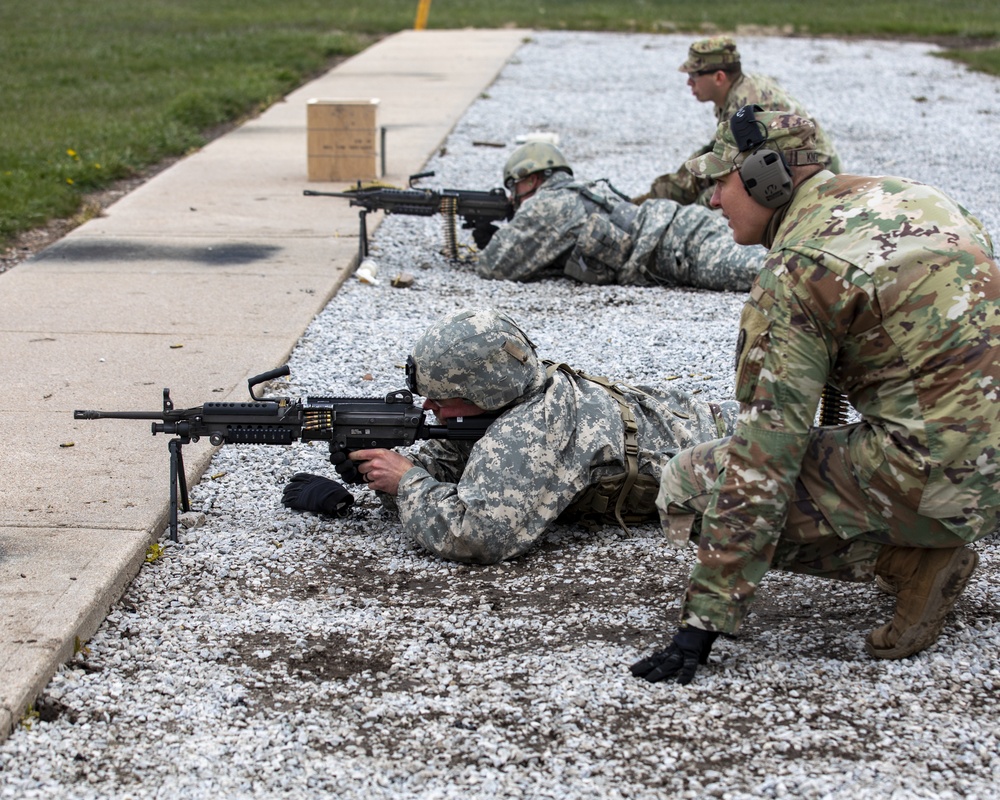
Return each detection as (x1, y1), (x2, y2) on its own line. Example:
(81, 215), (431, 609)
(630, 626), (719, 685)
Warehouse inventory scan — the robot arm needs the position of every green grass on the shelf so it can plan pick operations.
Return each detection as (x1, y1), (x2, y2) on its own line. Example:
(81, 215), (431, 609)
(418, 0), (1000, 40)
(0, 1), (370, 244)
(2, 1), (998, 248)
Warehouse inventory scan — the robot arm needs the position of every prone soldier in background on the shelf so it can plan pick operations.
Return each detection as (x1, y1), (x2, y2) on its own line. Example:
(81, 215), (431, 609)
(473, 142), (763, 292)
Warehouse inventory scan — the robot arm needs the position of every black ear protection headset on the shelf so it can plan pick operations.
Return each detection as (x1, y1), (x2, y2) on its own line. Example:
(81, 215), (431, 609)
(729, 104), (794, 209)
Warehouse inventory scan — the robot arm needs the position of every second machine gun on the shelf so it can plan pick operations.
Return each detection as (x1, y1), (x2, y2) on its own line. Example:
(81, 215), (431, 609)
(74, 366), (498, 541)
(304, 171), (513, 261)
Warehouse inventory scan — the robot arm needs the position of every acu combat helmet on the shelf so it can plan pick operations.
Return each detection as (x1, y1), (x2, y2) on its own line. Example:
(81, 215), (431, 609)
(408, 308), (544, 411)
(503, 142), (573, 189)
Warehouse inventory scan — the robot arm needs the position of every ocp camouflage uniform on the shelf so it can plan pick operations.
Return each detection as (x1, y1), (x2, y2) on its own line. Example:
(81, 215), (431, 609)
(475, 173), (763, 291)
(390, 309), (740, 564)
(647, 41), (841, 207)
(658, 169), (1000, 634)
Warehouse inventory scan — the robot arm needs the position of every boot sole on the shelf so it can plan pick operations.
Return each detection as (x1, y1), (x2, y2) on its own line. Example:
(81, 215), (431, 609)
(865, 548), (979, 660)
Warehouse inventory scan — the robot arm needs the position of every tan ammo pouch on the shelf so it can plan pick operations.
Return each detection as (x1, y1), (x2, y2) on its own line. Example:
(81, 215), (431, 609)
(565, 211), (634, 285)
(545, 362), (657, 532)
(559, 471), (661, 531)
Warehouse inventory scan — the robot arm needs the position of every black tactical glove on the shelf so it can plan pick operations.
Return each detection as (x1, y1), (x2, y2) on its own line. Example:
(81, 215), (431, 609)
(472, 222), (500, 249)
(281, 473), (354, 517)
(329, 447), (364, 485)
(630, 626), (719, 685)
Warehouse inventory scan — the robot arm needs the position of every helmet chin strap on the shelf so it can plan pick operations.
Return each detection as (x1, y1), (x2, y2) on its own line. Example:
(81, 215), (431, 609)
(513, 186), (537, 207)
(512, 171), (548, 208)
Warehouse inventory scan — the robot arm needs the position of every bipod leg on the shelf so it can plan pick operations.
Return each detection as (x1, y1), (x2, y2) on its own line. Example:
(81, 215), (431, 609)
(358, 209), (369, 261)
(167, 438), (191, 542)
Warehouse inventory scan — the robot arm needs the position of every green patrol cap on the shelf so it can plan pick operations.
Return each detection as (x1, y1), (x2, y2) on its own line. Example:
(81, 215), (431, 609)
(678, 36), (741, 73)
(686, 108), (820, 180)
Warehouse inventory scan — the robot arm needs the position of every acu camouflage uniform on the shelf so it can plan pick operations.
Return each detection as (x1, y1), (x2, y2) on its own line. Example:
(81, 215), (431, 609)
(476, 172), (762, 291)
(392, 309), (740, 564)
(646, 36), (841, 207)
(658, 117), (1000, 635)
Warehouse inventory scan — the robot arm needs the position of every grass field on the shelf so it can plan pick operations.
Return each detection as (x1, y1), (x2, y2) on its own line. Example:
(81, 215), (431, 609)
(2, 0), (998, 249)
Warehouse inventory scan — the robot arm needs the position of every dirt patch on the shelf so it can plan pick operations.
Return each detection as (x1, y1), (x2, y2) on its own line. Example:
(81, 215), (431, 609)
(232, 630), (395, 684)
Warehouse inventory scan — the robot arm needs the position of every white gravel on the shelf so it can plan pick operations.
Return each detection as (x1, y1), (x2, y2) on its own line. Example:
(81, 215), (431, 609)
(2, 32), (999, 800)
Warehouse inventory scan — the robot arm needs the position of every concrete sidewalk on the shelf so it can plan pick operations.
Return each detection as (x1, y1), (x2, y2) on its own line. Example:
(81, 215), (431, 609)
(0, 28), (528, 741)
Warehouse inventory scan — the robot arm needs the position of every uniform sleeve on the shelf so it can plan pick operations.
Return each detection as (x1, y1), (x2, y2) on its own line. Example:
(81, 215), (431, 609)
(395, 398), (597, 564)
(683, 261), (833, 633)
(406, 439), (474, 484)
(374, 439), (473, 518)
(474, 192), (582, 281)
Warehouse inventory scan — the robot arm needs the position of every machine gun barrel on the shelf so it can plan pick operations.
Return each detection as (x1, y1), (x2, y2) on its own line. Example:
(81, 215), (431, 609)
(74, 409), (172, 421)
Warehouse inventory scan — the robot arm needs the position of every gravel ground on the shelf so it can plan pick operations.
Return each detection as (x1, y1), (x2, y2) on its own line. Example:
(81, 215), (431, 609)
(3, 32), (1000, 799)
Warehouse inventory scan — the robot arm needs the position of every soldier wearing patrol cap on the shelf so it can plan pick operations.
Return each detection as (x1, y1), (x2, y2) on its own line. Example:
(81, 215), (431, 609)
(321, 307), (741, 564)
(631, 106), (1000, 686)
(634, 35), (841, 207)
(473, 141), (764, 291)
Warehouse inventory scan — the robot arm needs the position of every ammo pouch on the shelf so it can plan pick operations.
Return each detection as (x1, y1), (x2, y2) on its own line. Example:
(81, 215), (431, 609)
(565, 200), (638, 285)
(558, 471), (660, 531)
(544, 362), (657, 532)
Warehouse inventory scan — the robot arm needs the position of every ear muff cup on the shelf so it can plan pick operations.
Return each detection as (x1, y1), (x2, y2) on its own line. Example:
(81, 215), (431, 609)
(738, 147), (793, 208)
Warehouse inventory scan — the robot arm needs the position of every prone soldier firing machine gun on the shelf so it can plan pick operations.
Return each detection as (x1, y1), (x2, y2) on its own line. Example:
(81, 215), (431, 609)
(74, 365), (498, 541)
(304, 171), (512, 261)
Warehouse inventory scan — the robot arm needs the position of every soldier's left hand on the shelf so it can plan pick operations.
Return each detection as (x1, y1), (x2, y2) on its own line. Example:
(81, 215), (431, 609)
(630, 626), (719, 685)
(281, 473), (355, 518)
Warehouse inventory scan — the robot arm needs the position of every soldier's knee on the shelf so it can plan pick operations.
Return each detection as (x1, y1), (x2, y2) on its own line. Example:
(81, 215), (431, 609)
(657, 440), (723, 510)
(656, 453), (704, 545)
(658, 446), (699, 506)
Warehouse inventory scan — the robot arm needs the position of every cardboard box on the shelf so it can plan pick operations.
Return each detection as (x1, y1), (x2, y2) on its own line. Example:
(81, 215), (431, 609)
(307, 98), (380, 182)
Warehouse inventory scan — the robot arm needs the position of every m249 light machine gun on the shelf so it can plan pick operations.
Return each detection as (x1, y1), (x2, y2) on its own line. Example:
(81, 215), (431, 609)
(304, 171), (513, 261)
(74, 366), (497, 541)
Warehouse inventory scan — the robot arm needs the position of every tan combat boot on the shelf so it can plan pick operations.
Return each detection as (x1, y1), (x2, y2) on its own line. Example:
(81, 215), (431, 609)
(865, 545), (978, 659)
